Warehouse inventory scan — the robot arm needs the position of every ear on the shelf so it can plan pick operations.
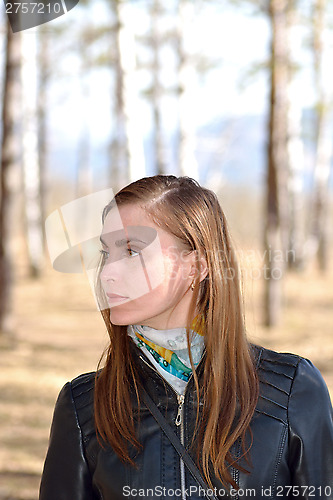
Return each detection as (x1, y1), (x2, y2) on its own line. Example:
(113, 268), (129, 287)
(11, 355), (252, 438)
(189, 253), (208, 283)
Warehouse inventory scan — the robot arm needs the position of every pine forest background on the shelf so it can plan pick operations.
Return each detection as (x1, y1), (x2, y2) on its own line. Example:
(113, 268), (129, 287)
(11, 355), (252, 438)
(0, 1), (333, 498)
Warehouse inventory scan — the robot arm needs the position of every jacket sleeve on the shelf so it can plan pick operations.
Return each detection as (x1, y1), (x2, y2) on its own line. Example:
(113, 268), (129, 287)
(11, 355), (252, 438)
(39, 382), (96, 500)
(288, 358), (333, 495)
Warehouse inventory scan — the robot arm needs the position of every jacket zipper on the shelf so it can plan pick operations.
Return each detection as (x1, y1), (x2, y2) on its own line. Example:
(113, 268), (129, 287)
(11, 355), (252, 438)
(139, 355), (192, 500)
(176, 394), (186, 500)
(175, 394), (185, 426)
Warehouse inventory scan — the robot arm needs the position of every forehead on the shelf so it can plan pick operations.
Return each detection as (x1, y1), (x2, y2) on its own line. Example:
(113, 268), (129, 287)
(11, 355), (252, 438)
(101, 204), (157, 245)
(103, 204), (152, 230)
(102, 204), (155, 236)
(101, 204), (178, 249)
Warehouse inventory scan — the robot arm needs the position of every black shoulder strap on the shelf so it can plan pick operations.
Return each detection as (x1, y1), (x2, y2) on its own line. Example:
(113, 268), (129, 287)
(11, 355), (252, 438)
(141, 388), (221, 500)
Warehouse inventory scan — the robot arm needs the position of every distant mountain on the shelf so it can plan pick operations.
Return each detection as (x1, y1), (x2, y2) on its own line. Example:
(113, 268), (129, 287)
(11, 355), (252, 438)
(48, 112), (332, 192)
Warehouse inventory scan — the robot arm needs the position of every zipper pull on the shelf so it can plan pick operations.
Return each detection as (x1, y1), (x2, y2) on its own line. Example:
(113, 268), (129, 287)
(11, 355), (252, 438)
(175, 394), (185, 426)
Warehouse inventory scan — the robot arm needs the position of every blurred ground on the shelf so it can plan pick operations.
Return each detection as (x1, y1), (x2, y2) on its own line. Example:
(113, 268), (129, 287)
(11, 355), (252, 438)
(0, 236), (332, 500)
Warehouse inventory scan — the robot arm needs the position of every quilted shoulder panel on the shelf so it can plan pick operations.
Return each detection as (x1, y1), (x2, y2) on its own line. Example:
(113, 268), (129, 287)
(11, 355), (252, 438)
(70, 372), (96, 439)
(254, 346), (302, 425)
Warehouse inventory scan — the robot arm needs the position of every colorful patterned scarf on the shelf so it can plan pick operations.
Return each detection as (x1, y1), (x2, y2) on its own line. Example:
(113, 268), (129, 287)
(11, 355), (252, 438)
(128, 315), (205, 384)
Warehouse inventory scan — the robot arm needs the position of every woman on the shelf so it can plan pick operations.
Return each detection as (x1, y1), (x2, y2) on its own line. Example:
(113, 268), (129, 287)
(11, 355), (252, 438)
(39, 175), (333, 499)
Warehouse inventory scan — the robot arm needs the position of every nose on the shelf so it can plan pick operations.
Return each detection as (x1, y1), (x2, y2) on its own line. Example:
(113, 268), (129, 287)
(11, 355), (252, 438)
(100, 260), (116, 283)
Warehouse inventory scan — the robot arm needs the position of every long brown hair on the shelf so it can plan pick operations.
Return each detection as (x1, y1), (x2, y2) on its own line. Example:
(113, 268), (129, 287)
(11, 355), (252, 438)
(94, 175), (259, 489)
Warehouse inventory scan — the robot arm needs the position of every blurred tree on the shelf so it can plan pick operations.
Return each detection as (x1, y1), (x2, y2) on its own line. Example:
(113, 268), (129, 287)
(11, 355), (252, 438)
(286, 0), (306, 270)
(0, 21), (22, 334)
(44, 0), (146, 192)
(142, 0), (168, 175)
(75, 40), (93, 198)
(229, 0), (311, 321)
(177, 0), (199, 179)
(21, 31), (44, 277)
(37, 26), (50, 252)
(112, 0), (146, 186)
(107, 12), (124, 191)
(77, 0), (148, 189)
(264, 0), (290, 326)
(138, 0), (221, 178)
(71, 0), (222, 184)
(308, 0), (332, 271)
(138, 0), (197, 176)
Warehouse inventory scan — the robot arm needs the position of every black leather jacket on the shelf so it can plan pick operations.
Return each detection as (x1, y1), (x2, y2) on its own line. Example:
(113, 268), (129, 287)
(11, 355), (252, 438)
(39, 344), (333, 499)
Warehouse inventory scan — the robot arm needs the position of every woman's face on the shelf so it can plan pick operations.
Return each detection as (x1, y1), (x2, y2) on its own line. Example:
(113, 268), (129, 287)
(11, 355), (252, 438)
(99, 203), (200, 329)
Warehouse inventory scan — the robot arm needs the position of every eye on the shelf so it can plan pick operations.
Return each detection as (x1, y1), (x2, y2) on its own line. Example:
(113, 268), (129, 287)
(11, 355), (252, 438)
(126, 248), (139, 257)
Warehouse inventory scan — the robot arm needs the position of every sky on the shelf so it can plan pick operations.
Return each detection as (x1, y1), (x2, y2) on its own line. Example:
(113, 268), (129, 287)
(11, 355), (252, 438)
(44, 1), (273, 144)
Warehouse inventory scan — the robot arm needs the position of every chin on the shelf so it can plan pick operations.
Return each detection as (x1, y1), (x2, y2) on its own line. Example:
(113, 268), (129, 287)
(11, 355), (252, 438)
(108, 295), (157, 326)
(109, 307), (143, 327)
(109, 311), (129, 326)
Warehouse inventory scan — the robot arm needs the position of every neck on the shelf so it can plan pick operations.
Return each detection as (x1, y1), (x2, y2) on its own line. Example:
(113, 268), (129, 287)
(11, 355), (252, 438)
(138, 310), (201, 331)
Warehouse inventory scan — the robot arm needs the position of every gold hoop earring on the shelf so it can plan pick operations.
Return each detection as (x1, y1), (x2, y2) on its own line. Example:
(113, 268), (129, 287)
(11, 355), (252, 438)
(190, 281), (195, 291)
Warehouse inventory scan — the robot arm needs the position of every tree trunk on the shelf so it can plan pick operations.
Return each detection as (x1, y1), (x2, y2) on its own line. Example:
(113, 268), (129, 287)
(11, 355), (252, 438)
(0, 22), (22, 334)
(309, 0), (332, 272)
(76, 55), (93, 198)
(177, 0), (199, 179)
(286, 0), (305, 270)
(37, 27), (50, 254)
(151, 0), (167, 175)
(21, 31), (44, 277)
(113, 0), (146, 185)
(264, 0), (290, 327)
(109, 17), (124, 193)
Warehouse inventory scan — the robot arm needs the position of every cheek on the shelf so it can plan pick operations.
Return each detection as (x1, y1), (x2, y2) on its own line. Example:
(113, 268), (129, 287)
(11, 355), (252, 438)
(101, 250), (170, 301)
(162, 254), (188, 285)
(123, 255), (167, 299)
(134, 249), (167, 292)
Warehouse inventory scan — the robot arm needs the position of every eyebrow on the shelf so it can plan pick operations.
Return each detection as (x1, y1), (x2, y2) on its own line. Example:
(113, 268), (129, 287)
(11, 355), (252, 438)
(99, 236), (146, 247)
